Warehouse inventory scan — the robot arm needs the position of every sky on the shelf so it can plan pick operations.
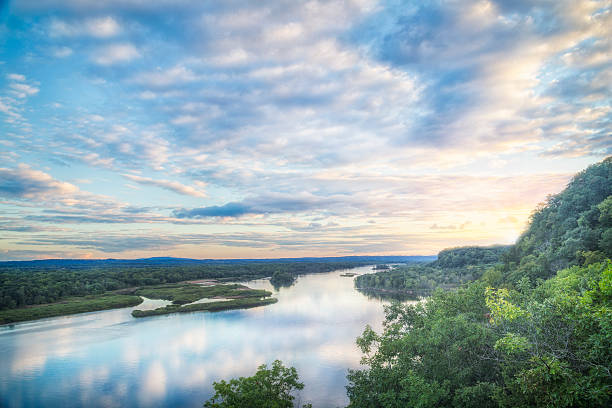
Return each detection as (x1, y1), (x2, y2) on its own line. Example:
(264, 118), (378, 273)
(0, 0), (610, 260)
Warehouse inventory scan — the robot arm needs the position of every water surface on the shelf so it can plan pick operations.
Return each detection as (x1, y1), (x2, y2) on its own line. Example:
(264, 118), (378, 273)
(0, 266), (403, 407)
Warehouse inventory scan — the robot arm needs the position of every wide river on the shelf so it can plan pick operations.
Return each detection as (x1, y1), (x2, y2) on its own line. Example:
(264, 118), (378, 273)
(0, 266), (403, 407)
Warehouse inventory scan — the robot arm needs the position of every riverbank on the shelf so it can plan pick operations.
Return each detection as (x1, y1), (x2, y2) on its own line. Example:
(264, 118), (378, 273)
(0, 294), (143, 325)
(0, 283), (275, 325)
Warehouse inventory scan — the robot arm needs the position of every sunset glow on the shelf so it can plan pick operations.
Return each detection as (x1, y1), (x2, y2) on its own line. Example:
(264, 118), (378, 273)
(0, 0), (610, 259)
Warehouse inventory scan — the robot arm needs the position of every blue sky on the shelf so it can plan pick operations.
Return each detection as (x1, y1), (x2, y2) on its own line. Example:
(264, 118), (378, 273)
(0, 0), (610, 260)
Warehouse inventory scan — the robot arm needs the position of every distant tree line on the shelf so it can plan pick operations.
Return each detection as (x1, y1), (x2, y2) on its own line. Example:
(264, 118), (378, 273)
(355, 246), (507, 292)
(0, 262), (364, 310)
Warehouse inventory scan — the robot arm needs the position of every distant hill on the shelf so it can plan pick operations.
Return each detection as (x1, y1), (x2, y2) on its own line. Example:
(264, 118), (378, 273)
(0, 255), (436, 269)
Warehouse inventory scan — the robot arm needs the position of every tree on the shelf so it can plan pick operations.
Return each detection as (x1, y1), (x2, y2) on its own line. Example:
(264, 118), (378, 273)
(347, 284), (500, 407)
(204, 360), (310, 408)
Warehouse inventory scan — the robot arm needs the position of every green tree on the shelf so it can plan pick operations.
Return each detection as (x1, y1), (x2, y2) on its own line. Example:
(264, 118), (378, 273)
(204, 360), (309, 408)
(347, 284), (501, 407)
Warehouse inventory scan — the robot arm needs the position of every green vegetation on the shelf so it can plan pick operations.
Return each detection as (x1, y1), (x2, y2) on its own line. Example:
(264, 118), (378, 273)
(346, 261), (611, 407)
(131, 282), (275, 318)
(346, 157), (612, 407)
(434, 246), (510, 268)
(0, 261), (364, 323)
(270, 271), (296, 289)
(501, 157), (611, 283)
(202, 158), (611, 407)
(132, 297), (278, 318)
(0, 294), (142, 324)
(204, 360), (310, 408)
(134, 283), (269, 304)
(355, 255), (499, 294)
(356, 246), (509, 293)
(0, 261), (362, 310)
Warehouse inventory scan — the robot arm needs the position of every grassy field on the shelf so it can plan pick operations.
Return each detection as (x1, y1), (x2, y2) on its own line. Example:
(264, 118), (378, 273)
(135, 283), (271, 304)
(131, 297), (278, 318)
(0, 294), (143, 325)
(131, 282), (276, 318)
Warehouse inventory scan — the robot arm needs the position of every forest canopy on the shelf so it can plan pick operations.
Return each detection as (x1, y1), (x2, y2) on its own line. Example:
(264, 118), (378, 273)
(346, 156), (612, 407)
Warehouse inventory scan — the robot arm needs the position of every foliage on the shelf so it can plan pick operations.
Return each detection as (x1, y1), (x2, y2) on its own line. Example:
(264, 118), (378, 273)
(355, 247), (506, 293)
(355, 246), (507, 294)
(348, 158), (612, 407)
(131, 282), (276, 318)
(270, 271), (296, 289)
(135, 283), (269, 304)
(347, 262), (612, 407)
(435, 246), (510, 268)
(503, 157), (611, 283)
(0, 261), (362, 310)
(0, 294), (142, 324)
(203, 360), (309, 408)
(132, 296), (277, 318)
(490, 261), (612, 407)
(347, 283), (500, 407)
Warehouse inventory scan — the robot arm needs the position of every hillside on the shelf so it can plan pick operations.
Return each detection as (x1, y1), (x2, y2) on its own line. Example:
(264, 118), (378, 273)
(358, 158), (611, 292)
(502, 157), (611, 282)
(347, 157), (612, 407)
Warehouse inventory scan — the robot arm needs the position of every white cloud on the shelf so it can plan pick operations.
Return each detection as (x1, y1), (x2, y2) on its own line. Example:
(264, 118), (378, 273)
(92, 43), (140, 65)
(49, 16), (121, 38)
(123, 174), (206, 198)
(10, 82), (39, 98)
(86, 16), (121, 37)
(133, 65), (198, 87)
(7, 73), (26, 81)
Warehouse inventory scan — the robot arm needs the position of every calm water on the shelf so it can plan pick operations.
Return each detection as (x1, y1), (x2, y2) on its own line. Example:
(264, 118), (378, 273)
(0, 266), (402, 407)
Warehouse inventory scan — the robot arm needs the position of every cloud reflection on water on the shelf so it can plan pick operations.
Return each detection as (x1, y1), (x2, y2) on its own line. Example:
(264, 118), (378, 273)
(1, 267), (400, 407)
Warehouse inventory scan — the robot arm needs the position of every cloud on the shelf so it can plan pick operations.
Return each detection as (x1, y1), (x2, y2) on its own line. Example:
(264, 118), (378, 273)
(92, 43), (140, 65)
(430, 224), (457, 230)
(52, 46), (73, 58)
(1, 74), (40, 127)
(9, 82), (39, 98)
(347, 0), (611, 154)
(1, 0), (609, 259)
(123, 174), (206, 198)
(0, 165), (78, 199)
(173, 193), (342, 218)
(133, 65), (199, 88)
(49, 16), (121, 38)
(7, 74), (26, 81)
(174, 202), (250, 218)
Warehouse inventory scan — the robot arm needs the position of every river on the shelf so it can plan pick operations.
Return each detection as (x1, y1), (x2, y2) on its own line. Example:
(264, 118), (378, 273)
(0, 266), (405, 407)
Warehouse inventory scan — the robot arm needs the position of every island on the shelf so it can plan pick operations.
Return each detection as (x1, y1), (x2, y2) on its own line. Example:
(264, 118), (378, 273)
(340, 272), (358, 277)
(131, 283), (276, 317)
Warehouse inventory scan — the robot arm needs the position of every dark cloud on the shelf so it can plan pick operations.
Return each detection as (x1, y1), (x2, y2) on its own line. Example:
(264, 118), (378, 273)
(174, 193), (341, 218)
(174, 202), (251, 218)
